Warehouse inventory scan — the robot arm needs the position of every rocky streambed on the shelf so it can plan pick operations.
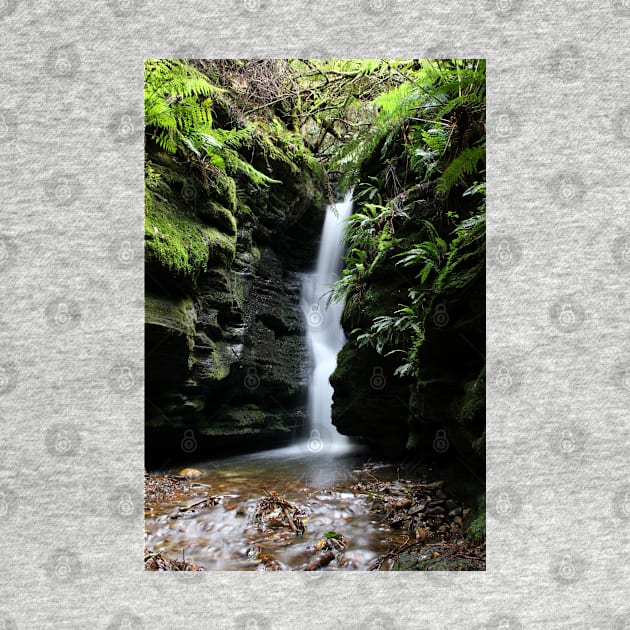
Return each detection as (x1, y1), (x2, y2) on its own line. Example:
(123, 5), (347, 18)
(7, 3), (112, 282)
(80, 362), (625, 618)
(144, 448), (485, 571)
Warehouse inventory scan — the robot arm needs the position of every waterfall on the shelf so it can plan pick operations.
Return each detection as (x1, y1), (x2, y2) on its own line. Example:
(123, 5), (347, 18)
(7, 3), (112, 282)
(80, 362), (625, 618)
(301, 190), (354, 455)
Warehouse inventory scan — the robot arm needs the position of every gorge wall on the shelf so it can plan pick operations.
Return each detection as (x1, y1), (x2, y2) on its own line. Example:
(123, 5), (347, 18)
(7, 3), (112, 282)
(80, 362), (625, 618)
(330, 198), (486, 467)
(329, 104), (486, 474)
(145, 124), (327, 466)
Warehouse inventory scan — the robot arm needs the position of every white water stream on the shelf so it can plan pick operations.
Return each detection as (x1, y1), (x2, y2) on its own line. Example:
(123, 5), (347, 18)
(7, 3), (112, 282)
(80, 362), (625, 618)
(300, 190), (354, 454)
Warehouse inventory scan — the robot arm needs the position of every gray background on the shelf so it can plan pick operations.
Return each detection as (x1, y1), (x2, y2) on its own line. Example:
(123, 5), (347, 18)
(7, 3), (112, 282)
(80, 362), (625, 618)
(0, 0), (628, 628)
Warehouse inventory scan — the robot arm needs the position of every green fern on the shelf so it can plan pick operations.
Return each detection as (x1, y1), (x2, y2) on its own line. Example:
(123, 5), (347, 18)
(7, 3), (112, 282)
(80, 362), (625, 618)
(420, 128), (447, 155)
(145, 61), (282, 191)
(436, 143), (485, 195)
(396, 220), (449, 284)
(332, 82), (429, 189)
(328, 58), (485, 381)
(192, 127), (281, 188)
(354, 303), (422, 358)
(144, 58), (219, 154)
(332, 61), (486, 193)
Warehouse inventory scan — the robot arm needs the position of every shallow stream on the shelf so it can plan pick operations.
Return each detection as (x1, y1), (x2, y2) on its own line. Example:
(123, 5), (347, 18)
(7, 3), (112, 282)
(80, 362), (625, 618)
(145, 445), (412, 571)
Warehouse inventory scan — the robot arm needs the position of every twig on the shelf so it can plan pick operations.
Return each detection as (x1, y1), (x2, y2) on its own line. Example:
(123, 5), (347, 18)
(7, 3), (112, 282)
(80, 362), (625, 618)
(283, 508), (297, 534)
(301, 551), (335, 571)
(178, 496), (220, 512)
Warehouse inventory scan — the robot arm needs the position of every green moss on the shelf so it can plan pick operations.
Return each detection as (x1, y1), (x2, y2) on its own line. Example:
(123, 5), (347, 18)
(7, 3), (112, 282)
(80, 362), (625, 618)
(200, 201), (237, 236)
(207, 169), (238, 213)
(364, 282), (408, 321)
(465, 495), (486, 543)
(312, 187), (326, 209)
(206, 226), (237, 265)
(195, 344), (233, 381)
(145, 189), (236, 280)
(330, 342), (357, 385)
(226, 406), (269, 427)
(145, 189), (203, 278)
(230, 273), (245, 311)
(199, 405), (291, 436)
(194, 331), (215, 351)
(243, 120), (328, 190)
(145, 292), (196, 351)
(250, 126), (299, 174)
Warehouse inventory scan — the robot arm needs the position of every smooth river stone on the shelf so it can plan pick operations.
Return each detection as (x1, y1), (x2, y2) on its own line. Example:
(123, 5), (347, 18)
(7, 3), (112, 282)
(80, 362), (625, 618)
(178, 468), (203, 478)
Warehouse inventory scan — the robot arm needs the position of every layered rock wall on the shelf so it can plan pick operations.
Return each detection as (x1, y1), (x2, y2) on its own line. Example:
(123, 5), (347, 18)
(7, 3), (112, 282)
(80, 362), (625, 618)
(145, 137), (326, 465)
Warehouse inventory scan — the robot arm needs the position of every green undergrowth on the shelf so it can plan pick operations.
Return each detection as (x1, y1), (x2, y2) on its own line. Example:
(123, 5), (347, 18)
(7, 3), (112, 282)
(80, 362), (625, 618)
(326, 59), (486, 471)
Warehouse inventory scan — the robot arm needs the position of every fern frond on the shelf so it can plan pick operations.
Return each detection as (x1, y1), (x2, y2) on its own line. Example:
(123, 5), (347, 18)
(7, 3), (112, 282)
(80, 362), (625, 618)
(144, 59), (216, 154)
(436, 143), (485, 195)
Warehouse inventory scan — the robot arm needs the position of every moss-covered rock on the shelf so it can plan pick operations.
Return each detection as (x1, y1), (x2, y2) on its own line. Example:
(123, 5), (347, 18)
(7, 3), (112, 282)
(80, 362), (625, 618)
(145, 189), (236, 281)
(145, 292), (196, 347)
(145, 292), (196, 384)
(199, 404), (294, 437)
(198, 201), (237, 236)
(207, 170), (238, 214)
(193, 344), (234, 382)
(465, 495), (486, 543)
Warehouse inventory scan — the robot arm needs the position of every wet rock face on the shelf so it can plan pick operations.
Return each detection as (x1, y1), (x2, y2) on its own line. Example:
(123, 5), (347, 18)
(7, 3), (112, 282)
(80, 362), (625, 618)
(145, 145), (326, 464)
(329, 161), (485, 468)
(145, 292), (196, 388)
(330, 342), (409, 457)
(330, 219), (485, 467)
(409, 222), (486, 470)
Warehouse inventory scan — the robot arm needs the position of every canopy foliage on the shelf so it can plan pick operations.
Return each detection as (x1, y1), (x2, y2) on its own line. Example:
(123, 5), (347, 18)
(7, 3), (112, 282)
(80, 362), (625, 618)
(144, 59), (486, 378)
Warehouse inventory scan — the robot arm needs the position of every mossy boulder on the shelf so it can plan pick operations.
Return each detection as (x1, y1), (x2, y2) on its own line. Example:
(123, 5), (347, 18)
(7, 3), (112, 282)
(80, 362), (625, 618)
(192, 339), (239, 383)
(145, 292), (196, 346)
(199, 404), (294, 437)
(198, 201), (237, 236)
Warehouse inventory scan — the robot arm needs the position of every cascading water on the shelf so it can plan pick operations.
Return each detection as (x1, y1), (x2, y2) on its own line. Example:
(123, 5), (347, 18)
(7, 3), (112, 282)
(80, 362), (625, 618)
(301, 190), (354, 454)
